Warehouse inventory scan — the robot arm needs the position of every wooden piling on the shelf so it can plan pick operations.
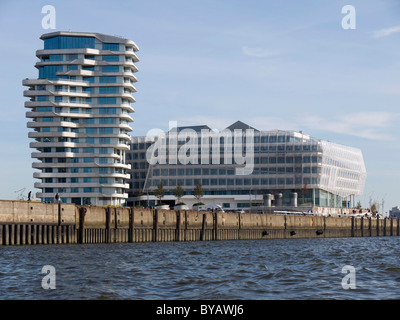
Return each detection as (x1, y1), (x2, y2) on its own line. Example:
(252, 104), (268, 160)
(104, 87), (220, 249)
(200, 214), (206, 241)
(78, 207), (86, 244)
(153, 209), (159, 242)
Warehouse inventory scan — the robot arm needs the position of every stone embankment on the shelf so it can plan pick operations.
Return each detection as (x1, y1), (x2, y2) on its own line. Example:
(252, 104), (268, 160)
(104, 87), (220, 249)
(0, 200), (398, 245)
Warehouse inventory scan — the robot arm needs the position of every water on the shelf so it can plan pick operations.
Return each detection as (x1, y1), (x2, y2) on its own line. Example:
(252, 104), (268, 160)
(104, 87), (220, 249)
(0, 237), (400, 300)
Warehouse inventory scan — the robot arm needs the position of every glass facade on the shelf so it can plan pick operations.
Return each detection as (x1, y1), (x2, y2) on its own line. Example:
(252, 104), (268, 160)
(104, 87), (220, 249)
(126, 123), (366, 209)
(44, 36), (95, 49)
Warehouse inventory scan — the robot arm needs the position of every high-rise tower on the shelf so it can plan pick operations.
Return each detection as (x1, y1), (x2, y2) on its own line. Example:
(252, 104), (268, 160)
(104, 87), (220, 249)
(23, 32), (139, 206)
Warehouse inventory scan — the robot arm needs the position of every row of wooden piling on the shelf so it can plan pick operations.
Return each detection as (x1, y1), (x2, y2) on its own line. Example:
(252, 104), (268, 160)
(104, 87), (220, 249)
(0, 223), (76, 245)
(1, 210), (399, 245)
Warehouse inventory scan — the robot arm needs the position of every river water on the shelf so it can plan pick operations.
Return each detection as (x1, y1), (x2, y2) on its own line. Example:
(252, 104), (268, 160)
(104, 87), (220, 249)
(0, 237), (399, 300)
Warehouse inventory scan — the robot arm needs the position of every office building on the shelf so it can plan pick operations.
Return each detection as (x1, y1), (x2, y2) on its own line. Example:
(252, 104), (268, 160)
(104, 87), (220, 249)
(126, 121), (367, 211)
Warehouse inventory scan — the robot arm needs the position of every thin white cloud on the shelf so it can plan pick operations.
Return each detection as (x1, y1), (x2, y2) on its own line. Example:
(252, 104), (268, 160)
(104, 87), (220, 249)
(298, 112), (400, 141)
(371, 25), (400, 38)
(242, 46), (280, 58)
(173, 111), (399, 141)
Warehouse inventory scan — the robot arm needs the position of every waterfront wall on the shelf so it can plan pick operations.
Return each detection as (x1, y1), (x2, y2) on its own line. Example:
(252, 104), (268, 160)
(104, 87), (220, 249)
(0, 200), (399, 245)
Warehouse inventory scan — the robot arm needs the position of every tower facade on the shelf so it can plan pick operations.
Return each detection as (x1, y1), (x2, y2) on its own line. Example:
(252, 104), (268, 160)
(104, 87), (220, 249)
(23, 32), (139, 206)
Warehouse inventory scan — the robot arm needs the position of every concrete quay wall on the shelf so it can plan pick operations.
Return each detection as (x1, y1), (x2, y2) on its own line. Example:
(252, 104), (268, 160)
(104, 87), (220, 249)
(0, 200), (399, 245)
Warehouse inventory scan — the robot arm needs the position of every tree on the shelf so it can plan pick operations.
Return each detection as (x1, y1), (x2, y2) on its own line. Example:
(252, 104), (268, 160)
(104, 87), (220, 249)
(371, 201), (377, 214)
(154, 181), (165, 205)
(194, 181), (204, 204)
(356, 200), (362, 210)
(173, 181), (185, 204)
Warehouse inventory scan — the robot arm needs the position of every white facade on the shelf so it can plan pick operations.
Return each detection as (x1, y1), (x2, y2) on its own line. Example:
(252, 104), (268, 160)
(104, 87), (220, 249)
(126, 122), (367, 210)
(24, 32), (139, 206)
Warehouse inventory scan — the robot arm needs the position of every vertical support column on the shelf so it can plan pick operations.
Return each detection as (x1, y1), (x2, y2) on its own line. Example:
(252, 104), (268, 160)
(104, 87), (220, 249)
(105, 207), (111, 243)
(238, 213), (242, 240)
(390, 218), (393, 236)
(129, 208), (135, 243)
(369, 217), (372, 237)
(15, 225), (20, 245)
(153, 209), (159, 242)
(10, 225), (15, 245)
(0, 225), (3, 246)
(184, 211), (188, 241)
(351, 216), (355, 237)
(176, 211), (181, 242)
(79, 207), (86, 244)
(360, 217), (364, 237)
(383, 218), (387, 236)
(214, 212), (219, 241)
(114, 208), (118, 243)
(31, 225), (37, 245)
(200, 214), (206, 241)
(4, 225), (9, 245)
(376, 217), (380, 237)
(26, 224), (31, 245)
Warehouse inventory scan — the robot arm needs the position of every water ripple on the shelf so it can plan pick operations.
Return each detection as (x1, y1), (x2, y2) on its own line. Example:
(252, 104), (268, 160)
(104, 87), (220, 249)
(0, 238), (400, 299)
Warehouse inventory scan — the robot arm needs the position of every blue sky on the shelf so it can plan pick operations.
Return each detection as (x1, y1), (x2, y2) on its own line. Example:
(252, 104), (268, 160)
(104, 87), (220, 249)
(0, 0), (399, 213)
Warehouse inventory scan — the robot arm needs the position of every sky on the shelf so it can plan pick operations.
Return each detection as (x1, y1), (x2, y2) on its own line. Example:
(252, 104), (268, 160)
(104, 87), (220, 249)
(0, 0), (399, 214)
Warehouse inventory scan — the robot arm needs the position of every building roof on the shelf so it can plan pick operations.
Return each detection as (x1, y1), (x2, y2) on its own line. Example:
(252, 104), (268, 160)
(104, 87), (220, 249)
(225, 121), (259, 132)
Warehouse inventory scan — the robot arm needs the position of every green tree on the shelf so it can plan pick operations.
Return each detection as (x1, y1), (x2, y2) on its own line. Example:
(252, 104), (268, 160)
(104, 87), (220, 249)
(154, 181), (165, 205)
(194, 181), (204, 204)
(173, 181), (185, 204)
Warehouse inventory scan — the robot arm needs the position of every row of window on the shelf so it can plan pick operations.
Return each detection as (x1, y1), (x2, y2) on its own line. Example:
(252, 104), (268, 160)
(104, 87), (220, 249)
(41, 167), (124, 174)
(43, 36), (125, 52)
(151, 166), (322, 176)
(42, 177), (113, 183)
(42, 147), (112, 154)
(40, 157), (115, 164)
(150, 177), (319, 187)
(39, 127), (120, 134)
(42, 187), (123, 193)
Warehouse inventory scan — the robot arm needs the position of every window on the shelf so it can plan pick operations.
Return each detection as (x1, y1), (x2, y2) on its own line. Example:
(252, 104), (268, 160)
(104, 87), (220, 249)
(99, 137), (110, 144)
(99, 76), (117, 83)
(99, 118), (114, 124)
(99, 108), (117, 114)
(99, 177), (108, 184)
(86, 128), (96, 134)
(83, 77), (95, 83)
(66, 54), (78, 61)
(37, 96), (49, 101)
(102, 55), (119, 62)
(37, 107), (52, 112)
(99, 128), (114, 134)
(102, 65), (119, 72)
(102, 43), (120, 51)
(44, 36), (95, 50)
(39, 65), (63, 80)
(98, 97), (117, 104)
(99, 87), (118, 94)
